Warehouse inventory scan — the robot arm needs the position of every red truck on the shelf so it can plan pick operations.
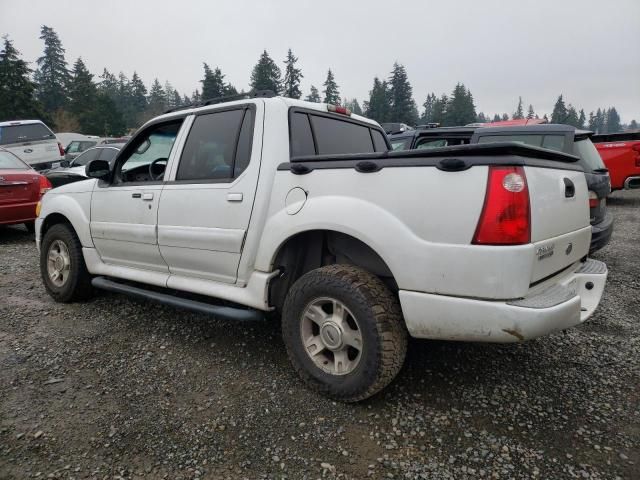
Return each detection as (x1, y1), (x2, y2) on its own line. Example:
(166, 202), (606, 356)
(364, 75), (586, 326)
(592, 132), (640, 191)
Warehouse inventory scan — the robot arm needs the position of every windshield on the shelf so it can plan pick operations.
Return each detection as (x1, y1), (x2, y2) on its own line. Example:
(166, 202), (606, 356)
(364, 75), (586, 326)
(573, 138), (606, 171)
(0, 123), (56, 145)
(0, 151), (28, 169)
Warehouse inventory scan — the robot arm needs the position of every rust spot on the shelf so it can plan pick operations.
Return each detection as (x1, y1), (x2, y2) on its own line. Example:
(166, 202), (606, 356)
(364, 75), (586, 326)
(502, 328), (525, 341)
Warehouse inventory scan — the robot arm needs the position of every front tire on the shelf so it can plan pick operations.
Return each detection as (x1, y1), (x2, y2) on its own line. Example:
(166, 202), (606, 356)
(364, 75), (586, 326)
(282, 265), (407, 402)
(40, 223), (94, 302)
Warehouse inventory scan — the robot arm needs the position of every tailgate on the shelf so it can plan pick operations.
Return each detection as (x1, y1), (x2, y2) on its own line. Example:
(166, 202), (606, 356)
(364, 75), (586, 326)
(4, 141), (61, 166)
(525, 166), (591, 283)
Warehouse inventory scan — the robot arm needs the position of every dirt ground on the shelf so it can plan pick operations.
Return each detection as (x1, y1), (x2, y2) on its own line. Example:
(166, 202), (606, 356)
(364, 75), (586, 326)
(1, 191), (639, 479)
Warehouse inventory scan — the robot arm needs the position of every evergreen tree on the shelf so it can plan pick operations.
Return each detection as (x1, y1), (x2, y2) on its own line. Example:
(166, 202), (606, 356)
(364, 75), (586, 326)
(322, 69), (340, 104)
(282, 49), (303, 99)
(588, 111), (596, 131)
(305, 85), (321, 103)
(476, 112), (488, 123)
(526, 104), (535, 119)
(67, 57), (97, 129)
(443, 83), (476, 126)
(595, 108), (605, 133)
(513, 97), (524, 120)
(129, 71), (147, 124)
(201, 63), (226, 99)
(566, 105), (579, 127)
(182, 94), (191, 106)
(164, 81), (177, 109)
(33, 25), (70, 113)
(551, 94), (568, 123)
(501, 113), (509, 121)
(388, 62), (418, 124)
(629, 119), (638, 131)
(492, 113), (501, 122)
(191, 89), (201, 104)
(99, 68), (119, 100)
(82, 92), (125, 136)
(0, 36), (45, 122)
(146, 78), (166, 117)
(249, 50), (281, 94)
(343, 98), (363, 115)
(432, 94), (448, 125)
(606, 107), (621, 133)
(421, 93), (436, 123)
(363, 77), (390, 122)
(578, 109), (586, 129)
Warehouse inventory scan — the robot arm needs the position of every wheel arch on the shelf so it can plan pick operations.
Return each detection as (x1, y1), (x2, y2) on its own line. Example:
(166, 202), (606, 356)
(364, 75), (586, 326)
(267, 229), (397, 312)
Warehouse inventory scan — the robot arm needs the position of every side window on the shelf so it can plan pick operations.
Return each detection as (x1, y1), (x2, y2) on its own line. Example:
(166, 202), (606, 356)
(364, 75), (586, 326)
(176, 109), (246, 182)
(371, 129), (388, 152)
(290, 112), (315, 157)
(542, 135), (565, 151)
(118, 121), (182, 183)
(66, 141), (82, 154)
(233, 110), (255, 177)
(72, 148), (99, 166)
(416, 138), (448, 149)
(310, 115), (374, 155)
(97, 148), (119, 163)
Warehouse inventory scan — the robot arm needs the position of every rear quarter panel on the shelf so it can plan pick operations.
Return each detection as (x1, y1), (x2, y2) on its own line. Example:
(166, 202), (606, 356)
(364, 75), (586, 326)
(595, 141), (640, 190)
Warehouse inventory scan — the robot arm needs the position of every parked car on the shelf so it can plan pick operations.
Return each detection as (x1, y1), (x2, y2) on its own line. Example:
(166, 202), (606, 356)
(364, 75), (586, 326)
(64, 138), (100, 161)
(0, 120), (66, 171)
(591, 131), (640, 190)
(0, 148), (52, 232)
(389, 124), (613, 253)
(35, 93), (607, 401)
(46, 145), (123, 188)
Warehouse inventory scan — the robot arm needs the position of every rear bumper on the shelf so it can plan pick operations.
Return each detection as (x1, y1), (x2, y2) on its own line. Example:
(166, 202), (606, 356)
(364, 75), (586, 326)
(0, 202), (38, 226)
(590, 211), (614, 254)
(30, 158), (67, 171)
(400, 258), (607, 343)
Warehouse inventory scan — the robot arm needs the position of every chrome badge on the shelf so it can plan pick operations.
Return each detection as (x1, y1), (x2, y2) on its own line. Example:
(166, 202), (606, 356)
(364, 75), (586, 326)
(536, 244), (555, 261)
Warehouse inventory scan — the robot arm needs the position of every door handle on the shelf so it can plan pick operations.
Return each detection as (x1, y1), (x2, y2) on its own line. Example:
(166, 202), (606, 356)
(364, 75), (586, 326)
(227, 192), (243, 202)
(131, 193), (141, 198)
(142, 193), (154, 201)
(563, 178), (575, 198)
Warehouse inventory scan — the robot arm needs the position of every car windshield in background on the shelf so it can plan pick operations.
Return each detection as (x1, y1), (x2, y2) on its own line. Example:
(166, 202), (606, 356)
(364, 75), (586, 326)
(0, 151), (29, 169)
(0, 124), (55, 145)
(477, 134), (566, 152)
(573, 139), (606, 171)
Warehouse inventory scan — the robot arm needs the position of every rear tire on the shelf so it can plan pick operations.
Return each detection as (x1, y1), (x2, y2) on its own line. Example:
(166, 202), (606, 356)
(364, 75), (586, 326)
(40, 223), (94, 302)
(282, 264), (407, 402)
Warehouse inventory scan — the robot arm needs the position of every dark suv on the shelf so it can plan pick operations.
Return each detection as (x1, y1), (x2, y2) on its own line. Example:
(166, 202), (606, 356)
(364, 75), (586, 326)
(389, 124), (613, 253)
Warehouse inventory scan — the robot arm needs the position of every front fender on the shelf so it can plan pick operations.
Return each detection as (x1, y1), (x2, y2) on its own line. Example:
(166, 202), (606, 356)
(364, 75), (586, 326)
(37, 189), (94, 248)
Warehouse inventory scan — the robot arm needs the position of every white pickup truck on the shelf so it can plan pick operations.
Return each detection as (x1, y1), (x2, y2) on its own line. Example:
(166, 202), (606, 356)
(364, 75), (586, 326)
(35, 92), (608, 401)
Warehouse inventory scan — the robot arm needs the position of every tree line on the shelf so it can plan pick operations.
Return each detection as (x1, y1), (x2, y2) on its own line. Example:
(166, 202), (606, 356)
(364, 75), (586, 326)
(0, 26), (636, 136)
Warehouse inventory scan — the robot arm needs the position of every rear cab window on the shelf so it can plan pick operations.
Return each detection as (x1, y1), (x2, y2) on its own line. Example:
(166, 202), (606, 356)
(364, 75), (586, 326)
(0, 123), (56, 145)
(476, 134), (566, 152)
(289, 109), (388, 158)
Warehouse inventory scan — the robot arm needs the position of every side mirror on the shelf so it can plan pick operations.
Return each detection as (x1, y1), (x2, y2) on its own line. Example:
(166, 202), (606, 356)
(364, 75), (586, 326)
(86, 159), (111, 180)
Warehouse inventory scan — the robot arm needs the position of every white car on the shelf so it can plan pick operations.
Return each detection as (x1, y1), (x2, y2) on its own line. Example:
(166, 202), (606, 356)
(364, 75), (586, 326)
(0, 120), (65, 170)
(34, 93), (608, 401)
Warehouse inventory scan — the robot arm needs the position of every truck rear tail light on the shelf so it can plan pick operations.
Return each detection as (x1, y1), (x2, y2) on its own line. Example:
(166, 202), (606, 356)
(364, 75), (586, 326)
(57, 142), (65, 157)
(327, 104), (351, 116)
(633, 144), (640, 167)
(588, 190), (599, 208)
(472, 166), (530, 245)
(39, 175), (52, 197)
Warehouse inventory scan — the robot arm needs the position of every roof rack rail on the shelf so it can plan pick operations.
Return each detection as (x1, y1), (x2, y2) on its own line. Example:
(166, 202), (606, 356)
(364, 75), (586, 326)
(163, 90), (276, 114)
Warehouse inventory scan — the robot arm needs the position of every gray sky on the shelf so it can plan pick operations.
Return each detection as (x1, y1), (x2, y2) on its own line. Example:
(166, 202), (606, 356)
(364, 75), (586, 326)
(1, 0), (639, 122)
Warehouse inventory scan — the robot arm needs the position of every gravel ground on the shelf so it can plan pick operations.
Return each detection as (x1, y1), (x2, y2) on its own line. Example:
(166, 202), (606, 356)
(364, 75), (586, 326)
(1, 191), (639, 480)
